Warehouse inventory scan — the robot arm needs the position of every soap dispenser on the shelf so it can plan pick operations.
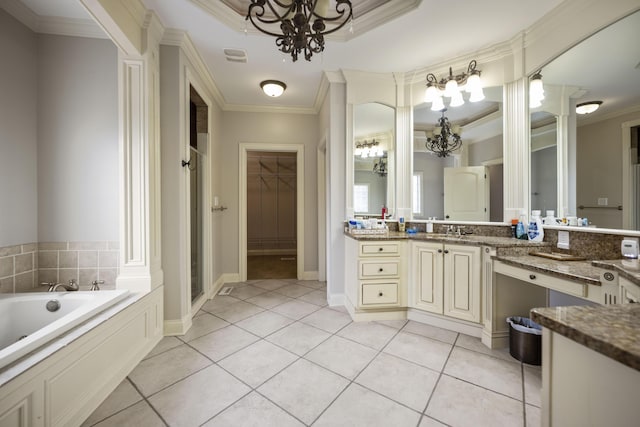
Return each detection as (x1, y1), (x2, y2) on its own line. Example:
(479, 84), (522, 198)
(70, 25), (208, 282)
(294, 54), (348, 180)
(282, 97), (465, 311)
(516, 211), (528, 240)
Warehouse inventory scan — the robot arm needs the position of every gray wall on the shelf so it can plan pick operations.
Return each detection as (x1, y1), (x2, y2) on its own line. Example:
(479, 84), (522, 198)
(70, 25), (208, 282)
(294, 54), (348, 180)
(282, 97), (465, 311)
(220, 111), (319, 275)
(413, 152), (453, 219)
(0, 9), (38, 247)
(577, 111), (640, 228)
(0, 11), (117, 247)
(531, 146), (557, 215)
(37, 35), (118, 242)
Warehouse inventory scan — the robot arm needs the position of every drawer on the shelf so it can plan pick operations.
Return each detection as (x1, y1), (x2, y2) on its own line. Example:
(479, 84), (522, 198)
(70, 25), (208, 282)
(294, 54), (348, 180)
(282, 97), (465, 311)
(360, 242), (400, 256)
(494, 261), (587, 297)
(359, 260), (399, 278)
(361, 283), (398, 306)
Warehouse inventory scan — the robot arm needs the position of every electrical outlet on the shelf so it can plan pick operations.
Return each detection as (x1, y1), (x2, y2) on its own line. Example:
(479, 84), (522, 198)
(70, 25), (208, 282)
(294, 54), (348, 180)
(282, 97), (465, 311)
(557, 230), (570, 249)
(597, 198), (608, 206)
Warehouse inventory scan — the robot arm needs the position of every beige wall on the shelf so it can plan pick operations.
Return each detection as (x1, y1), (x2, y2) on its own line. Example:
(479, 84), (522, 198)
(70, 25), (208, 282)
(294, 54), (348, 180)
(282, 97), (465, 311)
(219, 111), (319, 276)
(577, 111), (640, 229)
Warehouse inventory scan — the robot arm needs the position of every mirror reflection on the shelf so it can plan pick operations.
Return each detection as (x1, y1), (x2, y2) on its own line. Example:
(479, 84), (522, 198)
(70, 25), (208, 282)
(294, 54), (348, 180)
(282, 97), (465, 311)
(530, 111), (557, 217)
(413, 86), (503, 221)
(533, 10), (640, 230)
(353, 103), (395, 216)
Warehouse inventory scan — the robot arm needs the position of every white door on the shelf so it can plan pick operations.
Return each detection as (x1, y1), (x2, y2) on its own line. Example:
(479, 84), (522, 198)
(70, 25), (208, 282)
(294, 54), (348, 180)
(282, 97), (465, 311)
(444, 166), (489, 221)
(410, 242), (443, 314)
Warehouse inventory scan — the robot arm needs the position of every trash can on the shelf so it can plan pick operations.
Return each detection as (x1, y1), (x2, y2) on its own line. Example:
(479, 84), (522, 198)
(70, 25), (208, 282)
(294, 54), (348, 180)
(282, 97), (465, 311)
(506, 316), (542, 365)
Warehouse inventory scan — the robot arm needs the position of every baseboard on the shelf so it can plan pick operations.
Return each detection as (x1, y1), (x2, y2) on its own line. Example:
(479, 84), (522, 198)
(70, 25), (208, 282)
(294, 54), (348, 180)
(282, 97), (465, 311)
(301, 270), (319, 281)
(163, 313), (192, 336)
(221, 273), (241, 284)
(209, 275), (225, 299)
(407, 309), (483, 337)
(247, 249), (297, 256)
(328, 292), (345, 307)
(482, 329), (509, 349)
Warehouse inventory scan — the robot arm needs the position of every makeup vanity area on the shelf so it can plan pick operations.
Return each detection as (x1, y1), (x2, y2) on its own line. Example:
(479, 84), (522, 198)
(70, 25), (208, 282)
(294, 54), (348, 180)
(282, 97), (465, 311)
(340, 2), (640, 426)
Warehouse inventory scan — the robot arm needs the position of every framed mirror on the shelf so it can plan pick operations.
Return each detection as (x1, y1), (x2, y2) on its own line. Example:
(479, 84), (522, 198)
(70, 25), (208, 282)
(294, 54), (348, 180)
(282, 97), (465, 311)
(530, 10), (640, 230)
(353, 102), (395, 217)
(413, 86), (504, 221)
(530, 112), (558, 219)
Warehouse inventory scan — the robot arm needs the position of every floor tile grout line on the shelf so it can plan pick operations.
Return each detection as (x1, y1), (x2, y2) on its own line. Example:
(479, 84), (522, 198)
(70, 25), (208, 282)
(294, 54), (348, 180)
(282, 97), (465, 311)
(82, 378), (147, 427)
(126, 376), (171, 427)
(420, 332), (459, 425)
(253, 389), (316, 427)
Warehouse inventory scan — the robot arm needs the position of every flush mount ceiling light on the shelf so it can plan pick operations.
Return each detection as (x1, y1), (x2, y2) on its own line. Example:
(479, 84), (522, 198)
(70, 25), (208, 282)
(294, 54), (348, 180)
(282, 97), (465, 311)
(424, 60), (485, 111)
(246, 0), (353, 62)
(425, 109), (462, 158)
(529, 70), (545, 108)
(576, 101), (603, 115)
(260, 80), (287, 97)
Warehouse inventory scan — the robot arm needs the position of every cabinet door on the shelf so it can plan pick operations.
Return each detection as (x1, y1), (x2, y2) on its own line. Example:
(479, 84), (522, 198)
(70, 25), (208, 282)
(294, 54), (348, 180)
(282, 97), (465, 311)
(443, 244), (481, 323)
(411, 242), (443, 314)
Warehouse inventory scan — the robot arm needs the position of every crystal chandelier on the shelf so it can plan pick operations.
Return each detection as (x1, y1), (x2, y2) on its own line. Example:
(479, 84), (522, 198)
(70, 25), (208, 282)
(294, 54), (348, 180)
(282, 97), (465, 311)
(425, 110), (462, 158)
(246, 0), (354, 62)
(424, 60), (485, 111)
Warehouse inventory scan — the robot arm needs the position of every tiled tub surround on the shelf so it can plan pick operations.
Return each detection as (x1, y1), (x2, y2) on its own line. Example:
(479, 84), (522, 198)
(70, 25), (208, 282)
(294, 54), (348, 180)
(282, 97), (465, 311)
(0, 242), (119, 293)
(0, 243), (38, 293)
(38, 241), (119, 291)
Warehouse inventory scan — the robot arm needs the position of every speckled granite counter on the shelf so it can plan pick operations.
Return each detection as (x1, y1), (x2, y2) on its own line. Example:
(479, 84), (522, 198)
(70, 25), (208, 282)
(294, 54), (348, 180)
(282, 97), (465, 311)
(531, 304), (640, 371)
(345, 231), (551, 249)
(593, 259), (640, 285)
(494, 255), (604, 286)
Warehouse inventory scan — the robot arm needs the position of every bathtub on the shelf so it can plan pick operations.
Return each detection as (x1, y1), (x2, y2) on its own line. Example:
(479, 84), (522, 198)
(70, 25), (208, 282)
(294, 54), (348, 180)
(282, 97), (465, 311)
(0, 290), (130, 370)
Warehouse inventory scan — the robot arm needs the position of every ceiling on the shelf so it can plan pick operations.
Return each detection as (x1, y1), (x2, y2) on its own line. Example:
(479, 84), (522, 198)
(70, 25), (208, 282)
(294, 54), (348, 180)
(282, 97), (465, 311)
(9, 0), (565, 111)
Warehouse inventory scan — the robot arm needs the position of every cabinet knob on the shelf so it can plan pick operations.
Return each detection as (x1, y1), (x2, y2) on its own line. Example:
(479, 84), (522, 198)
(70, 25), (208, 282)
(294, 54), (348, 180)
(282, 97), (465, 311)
(378, 247), (383, 252)
(444, 250), (449, 254)
(529, 274), (536, 280)
(378, 292), (383, 297)
(438, 249), (443, 253)
(378, 267), (384, 272)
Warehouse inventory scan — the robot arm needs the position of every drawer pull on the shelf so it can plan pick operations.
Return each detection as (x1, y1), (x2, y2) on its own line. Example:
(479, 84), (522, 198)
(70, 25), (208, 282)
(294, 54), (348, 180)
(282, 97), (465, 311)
(378, 268), (384, 272)
(378, 247), (384, 252)
(378, 292), (384, 297)
(438, 249), (443, 253)
(529, 274), (536, 280)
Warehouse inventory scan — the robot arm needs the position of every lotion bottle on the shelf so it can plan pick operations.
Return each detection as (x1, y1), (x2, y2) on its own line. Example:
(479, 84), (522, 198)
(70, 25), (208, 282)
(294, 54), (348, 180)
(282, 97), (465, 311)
(527, 210), (545, 242)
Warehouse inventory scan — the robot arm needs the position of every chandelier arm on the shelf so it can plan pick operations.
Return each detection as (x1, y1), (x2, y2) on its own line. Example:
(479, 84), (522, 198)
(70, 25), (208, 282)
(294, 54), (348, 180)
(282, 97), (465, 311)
(247, 1), (295, 25)
(425, 73), (438, 85)
(310, 2), (353, 35)
(467, 59), (478, 74)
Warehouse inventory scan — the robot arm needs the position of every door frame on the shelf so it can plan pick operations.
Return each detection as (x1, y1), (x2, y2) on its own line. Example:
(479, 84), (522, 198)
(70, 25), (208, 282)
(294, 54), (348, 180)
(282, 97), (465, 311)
(317, 138), (327, 282)
(239, 143), (305, 281)
(622, 118), (640, 229)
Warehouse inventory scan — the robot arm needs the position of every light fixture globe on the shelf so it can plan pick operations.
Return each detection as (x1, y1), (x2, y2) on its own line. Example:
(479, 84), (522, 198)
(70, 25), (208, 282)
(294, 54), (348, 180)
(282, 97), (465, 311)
(576, 101), (603, 115)
(260, 80), (286, 97)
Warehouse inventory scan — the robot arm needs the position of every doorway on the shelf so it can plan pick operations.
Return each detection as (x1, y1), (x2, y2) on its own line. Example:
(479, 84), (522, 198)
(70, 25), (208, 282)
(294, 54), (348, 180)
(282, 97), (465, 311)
(189, 87), (208, 302)
(246, 151), (297, 279)
(239, 143), (305, 282)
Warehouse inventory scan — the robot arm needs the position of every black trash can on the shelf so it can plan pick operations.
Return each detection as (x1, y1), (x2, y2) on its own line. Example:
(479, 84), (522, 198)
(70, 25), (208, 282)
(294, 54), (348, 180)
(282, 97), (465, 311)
(506, 316), (542, 365)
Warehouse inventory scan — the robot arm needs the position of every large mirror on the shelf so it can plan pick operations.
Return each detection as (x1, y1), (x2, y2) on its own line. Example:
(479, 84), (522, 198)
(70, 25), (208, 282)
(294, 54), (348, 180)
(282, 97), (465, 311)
(530, 112), (558, 217)
(413, 86), (504, 221)
(353, 103), (395, 217)
(531, 10), (640, 230)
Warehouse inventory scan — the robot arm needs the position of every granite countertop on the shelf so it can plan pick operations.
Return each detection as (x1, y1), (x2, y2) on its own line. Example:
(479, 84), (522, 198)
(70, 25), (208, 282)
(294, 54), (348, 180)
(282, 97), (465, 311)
(531, 304), (640, 371)
(592, 259), (640, 284)
(345, 231), (551, 248)
(494, 255), (604, 286)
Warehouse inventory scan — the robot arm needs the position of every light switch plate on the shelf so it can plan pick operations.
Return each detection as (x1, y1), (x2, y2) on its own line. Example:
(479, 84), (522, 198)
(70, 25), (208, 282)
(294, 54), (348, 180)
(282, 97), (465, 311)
(557, 230), (570, 249)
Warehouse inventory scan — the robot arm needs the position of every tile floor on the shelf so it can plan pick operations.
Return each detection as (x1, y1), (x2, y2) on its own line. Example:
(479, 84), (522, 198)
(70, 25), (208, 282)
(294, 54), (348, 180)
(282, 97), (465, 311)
(82, 279), (542, 427)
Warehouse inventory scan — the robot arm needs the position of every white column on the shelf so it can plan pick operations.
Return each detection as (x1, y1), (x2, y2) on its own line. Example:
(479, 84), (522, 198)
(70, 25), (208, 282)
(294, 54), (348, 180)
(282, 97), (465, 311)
(503, 78), (530, 222)
(116, 13), (164, 293)
(394, 72), (412, 220)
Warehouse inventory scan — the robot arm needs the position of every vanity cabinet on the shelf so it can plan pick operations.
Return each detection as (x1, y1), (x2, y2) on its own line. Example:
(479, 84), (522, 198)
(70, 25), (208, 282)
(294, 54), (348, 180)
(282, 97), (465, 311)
(345, 238), (407, 317)
(410, 241), (481, 323)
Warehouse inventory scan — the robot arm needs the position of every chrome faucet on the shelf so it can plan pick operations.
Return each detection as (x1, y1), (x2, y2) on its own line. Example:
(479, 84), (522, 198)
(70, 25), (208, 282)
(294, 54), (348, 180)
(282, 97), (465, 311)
(446, 225), (455, 236)
(90, 280), (104, 291)
(51, 279), (79, 292)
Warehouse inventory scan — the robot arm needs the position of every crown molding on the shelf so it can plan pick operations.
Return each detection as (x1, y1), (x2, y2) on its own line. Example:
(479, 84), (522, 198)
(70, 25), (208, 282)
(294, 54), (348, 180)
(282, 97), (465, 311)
(1, 0), (106, 39)
(162, 29), (226, 110)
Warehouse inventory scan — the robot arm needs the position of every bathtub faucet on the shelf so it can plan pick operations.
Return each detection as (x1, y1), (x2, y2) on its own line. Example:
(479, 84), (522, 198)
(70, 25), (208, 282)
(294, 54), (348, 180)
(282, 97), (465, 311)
(50, 279), (79, 292)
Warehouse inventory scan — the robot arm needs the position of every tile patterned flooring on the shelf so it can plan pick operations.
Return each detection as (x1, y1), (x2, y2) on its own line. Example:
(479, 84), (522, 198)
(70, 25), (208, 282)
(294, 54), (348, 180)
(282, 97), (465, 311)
(83, 279), (542, 427)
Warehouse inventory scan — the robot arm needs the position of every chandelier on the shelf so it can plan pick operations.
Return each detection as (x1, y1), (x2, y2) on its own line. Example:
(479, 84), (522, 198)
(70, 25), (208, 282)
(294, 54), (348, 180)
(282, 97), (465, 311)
(354, 139), (384, 158)
(424, 60), (485, 111)
(426, 110), (462, 158)
(373, 155), (388, 177)
(246, 0), (354, 62)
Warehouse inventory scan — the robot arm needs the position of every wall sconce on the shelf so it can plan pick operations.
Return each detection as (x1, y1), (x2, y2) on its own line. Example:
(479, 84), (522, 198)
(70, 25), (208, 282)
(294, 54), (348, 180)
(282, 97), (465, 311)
(529, 71), (544, 108)
(424, 60), (485, 111)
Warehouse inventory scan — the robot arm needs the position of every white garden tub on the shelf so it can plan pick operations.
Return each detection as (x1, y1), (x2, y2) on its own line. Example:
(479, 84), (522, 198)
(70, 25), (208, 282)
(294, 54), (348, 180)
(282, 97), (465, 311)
(0, 290), (130, 369)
